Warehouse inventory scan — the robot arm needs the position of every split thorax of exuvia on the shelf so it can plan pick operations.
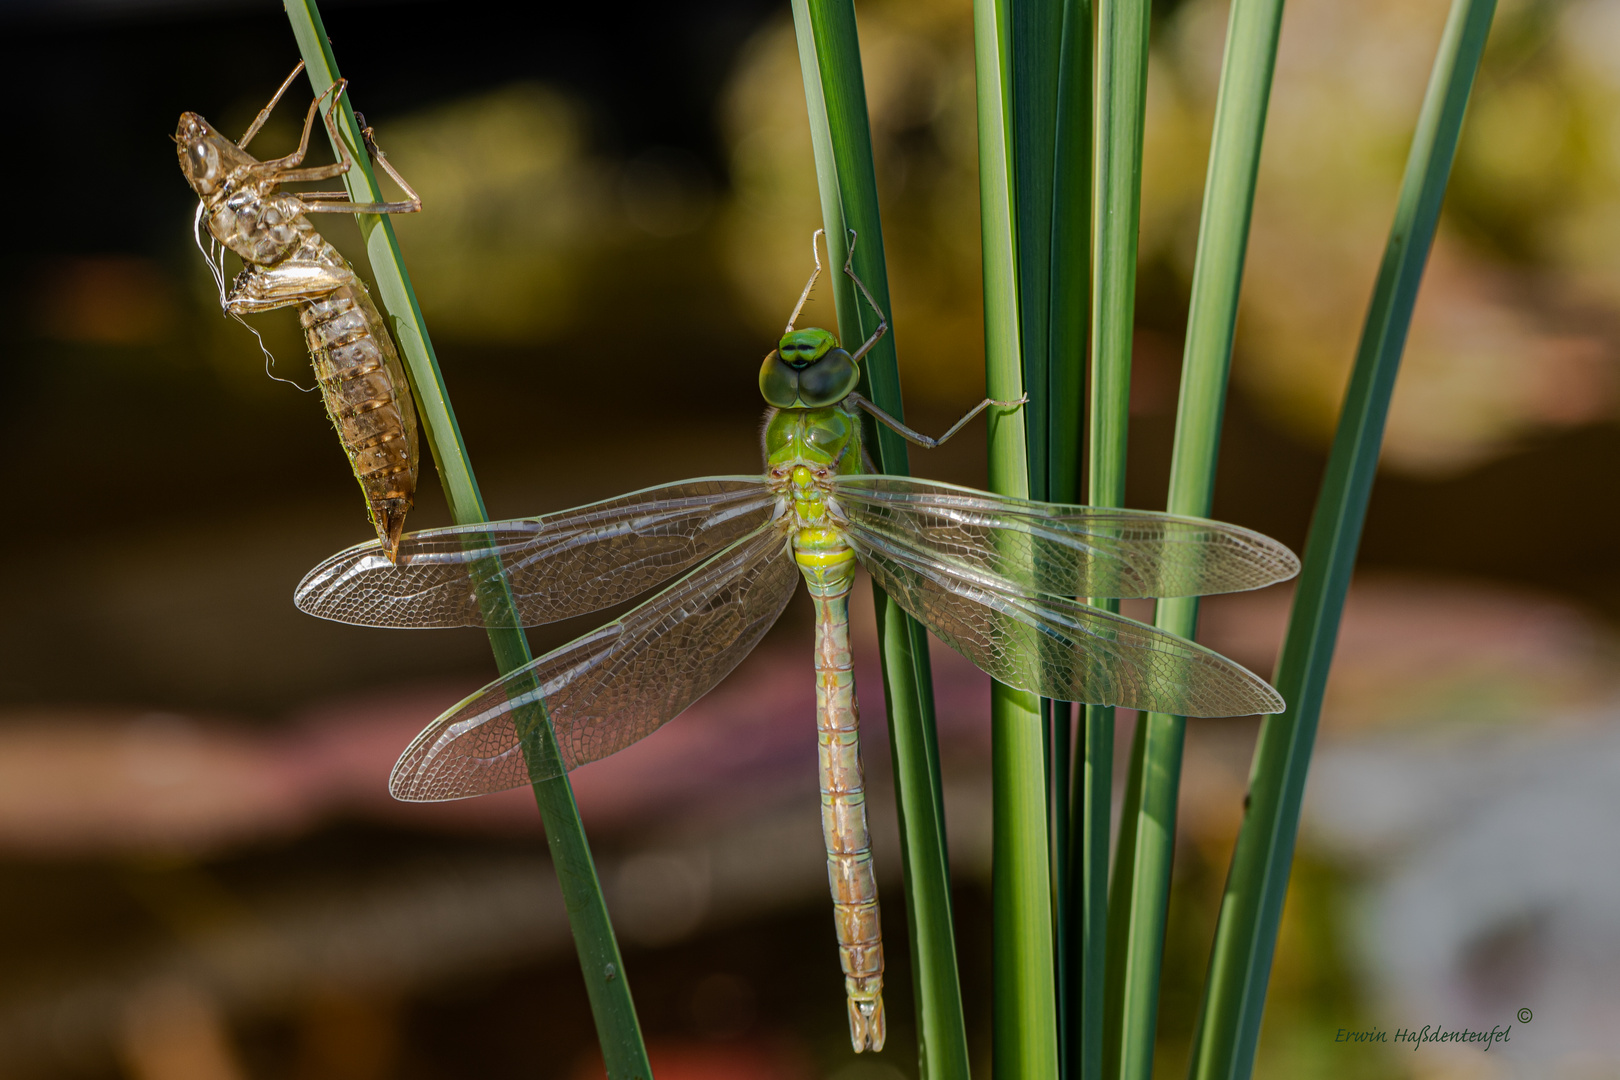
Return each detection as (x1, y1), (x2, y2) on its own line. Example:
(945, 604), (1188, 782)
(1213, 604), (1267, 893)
(175, 112), (306, 265)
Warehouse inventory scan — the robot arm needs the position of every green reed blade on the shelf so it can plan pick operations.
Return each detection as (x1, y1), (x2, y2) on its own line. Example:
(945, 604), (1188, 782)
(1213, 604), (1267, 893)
(791, 3), (970, 1076)
(1165, 1), (1284, 523)
(1045, 698), (1072, 1065)
(974, 1), (1060, 1077)
(1188, 1), (1498, 1077)
(1104, 707), (1178, 1080)
(1102, 2), (1289, 1079)
(283, 6), (651, 1077)
(1047, 0), (1093, 514)
(1072, 702), (1111, 1080)
(1003, 0), (1094, 1070)
(1083, 2), (1150, 1079)
(1047, 1), (1095, 1076)
(1013, 0), (1063, 508)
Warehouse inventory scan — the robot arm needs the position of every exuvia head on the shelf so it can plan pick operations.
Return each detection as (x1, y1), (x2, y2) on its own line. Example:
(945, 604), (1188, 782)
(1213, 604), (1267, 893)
(174, 113), (250, 196)
(759, 326), (861, 408)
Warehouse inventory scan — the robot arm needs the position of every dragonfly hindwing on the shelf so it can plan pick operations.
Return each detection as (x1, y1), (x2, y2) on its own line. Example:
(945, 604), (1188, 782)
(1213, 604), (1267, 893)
(389, 519), (799, 801)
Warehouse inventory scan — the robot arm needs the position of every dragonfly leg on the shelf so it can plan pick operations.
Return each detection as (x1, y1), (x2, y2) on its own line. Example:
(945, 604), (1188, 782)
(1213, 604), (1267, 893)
(842, 230), (889, 363)
(237, 61), (306, 149)
(296, 105), (423, 215)
(783, 228), (826, 334)
(253, 78), (346, 178)
(846, 390), (1029, 449)
(358, 118), (424, 212)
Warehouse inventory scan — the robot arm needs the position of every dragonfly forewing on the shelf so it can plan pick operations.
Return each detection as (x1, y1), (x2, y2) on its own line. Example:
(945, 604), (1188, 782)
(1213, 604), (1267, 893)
(833, 475), (1298, 601)
(390, 518), (800, 801)
(296, 477), (777, 628)
(843, 521), (1284, 717)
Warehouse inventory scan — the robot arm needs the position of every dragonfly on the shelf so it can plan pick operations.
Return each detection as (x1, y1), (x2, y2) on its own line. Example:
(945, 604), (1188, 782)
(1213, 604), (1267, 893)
(294, 231), (1299, 1053)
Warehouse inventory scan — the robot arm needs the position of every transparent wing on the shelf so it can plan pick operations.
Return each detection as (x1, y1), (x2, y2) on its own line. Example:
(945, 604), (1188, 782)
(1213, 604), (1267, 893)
(296, 477), (777, 628)
(389, 520), (800, 801)
(844, 518), (1283, 717)
(833, 475), (1297, 600)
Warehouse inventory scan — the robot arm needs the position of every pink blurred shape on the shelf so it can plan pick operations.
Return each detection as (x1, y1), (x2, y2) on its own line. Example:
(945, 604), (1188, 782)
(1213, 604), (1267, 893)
(569, 1039), (812, 1080)
(0, 583), (992, 856)
(7, 572), (1591, 857)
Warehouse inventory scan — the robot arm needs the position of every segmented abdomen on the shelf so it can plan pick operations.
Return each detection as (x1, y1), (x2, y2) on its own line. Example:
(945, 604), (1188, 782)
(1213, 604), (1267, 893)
(796, 532), (885, 1053)
(301, 282), (419, 558)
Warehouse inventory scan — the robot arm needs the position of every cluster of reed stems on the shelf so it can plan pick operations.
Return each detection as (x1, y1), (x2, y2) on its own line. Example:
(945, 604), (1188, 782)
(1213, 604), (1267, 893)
(284, 0), (1496, 1075)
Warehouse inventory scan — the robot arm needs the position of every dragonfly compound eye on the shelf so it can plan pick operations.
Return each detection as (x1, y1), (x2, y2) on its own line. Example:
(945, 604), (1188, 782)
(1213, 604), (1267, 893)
(178, 134), (221, 191)
(759, 346), (859, 408)
(795, 348), (859, 407)
(760, 350), (801, 408)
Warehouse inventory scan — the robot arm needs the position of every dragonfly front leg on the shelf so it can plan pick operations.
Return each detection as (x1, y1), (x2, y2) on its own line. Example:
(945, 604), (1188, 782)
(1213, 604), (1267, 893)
(237, 61), (306, 150)
(795, 529), (885, 1053)
(842, 229), (889, 364)
(846, 390), (1029, 450)
(288, 101), (424, 215)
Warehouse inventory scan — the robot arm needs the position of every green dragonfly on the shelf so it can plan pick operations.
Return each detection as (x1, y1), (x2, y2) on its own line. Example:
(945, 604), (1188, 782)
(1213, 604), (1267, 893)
(295, 231), (1298, 1053)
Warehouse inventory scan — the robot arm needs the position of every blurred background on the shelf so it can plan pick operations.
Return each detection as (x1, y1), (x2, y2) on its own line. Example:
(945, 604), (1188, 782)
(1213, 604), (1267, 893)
(2, 0), (1619, 1077)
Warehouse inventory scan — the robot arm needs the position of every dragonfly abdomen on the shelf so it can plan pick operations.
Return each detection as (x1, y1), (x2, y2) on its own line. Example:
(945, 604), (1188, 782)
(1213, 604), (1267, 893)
(301, 279), (418, 559)
(796, 530), (885, 1053)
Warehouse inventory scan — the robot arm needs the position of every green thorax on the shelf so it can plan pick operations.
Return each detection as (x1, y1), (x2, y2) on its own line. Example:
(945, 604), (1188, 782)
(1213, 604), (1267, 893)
(764, 405), (863, 477)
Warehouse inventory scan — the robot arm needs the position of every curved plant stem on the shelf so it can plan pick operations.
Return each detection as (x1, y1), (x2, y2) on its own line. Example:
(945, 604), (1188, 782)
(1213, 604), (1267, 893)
(283, 5), (651, 1077)
(1188, 1), (1498, 1076)
(791, 3), (970, 1077)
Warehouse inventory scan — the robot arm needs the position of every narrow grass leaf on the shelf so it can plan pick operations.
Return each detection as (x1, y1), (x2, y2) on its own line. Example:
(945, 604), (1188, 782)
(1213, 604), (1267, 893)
(974, 0), (1060, 1077)
(1013, 0), (1062, 507)
(1042, 0), (1093, 1072)
(1054, 26), (1102, 1080)
(1105, 2), (1290, 1078)
(283, 5), (652, 1077)
(1047, 0), (1093, 513)
(791, 3), (970, 1076)
(1083, 2), (1151, 1079)
(1188, 1), (1499, 1077)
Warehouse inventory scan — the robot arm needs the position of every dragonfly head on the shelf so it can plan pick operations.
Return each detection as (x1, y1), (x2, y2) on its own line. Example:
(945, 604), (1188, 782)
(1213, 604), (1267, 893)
(174, 112), (254, 196)
(760, 327), (861, 408)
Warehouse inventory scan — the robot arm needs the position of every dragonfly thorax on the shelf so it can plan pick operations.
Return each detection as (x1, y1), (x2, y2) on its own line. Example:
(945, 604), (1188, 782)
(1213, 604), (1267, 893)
(760, 327), (861, 408)
(764, 405), (862, 476)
